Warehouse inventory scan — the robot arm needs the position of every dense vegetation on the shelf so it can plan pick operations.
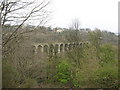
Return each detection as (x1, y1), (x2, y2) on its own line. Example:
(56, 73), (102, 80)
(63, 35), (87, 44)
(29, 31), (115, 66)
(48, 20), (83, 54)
(2, 25), (118, 88)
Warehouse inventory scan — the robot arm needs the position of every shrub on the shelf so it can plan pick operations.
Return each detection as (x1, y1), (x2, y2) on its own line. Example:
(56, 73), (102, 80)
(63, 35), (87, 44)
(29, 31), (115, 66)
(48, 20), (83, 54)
(99, 44), (116, 65)
(91, 64), (118, 88)
(54, 60), (71, 84)
(21, 78), (38, 88)
(2, 61), (19, 88)
(72, 71), (86, 87)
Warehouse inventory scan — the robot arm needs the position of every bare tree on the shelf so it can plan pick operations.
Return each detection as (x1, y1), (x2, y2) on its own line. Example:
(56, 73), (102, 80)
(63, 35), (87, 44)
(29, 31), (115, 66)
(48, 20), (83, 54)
(0, 0), (51, 58)
(65, 19), (83, 68)
(1, 0), (51, 88)
(71, 18), (80, 30)
(0, 0), (51, 47)
(67, 18), (82, 43)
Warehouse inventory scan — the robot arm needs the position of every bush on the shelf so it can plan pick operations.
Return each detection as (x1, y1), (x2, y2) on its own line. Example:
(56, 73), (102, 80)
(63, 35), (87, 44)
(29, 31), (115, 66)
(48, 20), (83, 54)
(2, 61), (19, 88)
(54, 60), (71, 84)
(21, 78), (38, 88)
(72, 71), (86, 87)
(91, 64), (118, 88)
(99, 44), (116, 64)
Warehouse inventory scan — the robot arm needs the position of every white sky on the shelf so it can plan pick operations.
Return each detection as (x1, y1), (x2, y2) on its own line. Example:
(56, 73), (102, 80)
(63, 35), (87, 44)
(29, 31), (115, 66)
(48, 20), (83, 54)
(49, 0), (119, 33)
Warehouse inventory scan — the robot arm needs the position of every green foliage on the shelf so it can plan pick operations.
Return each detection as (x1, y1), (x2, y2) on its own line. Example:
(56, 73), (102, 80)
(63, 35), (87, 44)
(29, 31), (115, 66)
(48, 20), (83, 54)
(2, 61), (19, 88)
(72, 71), (86, 87)
(88, 29), (102, 60)
(67, 46), (85, 68)
(91, 64), (118, 88)
(54, 60), (71, 84)
(21, 78), (38, 88)
(99, 44), (116, 64)
(89, 29), (102, 49)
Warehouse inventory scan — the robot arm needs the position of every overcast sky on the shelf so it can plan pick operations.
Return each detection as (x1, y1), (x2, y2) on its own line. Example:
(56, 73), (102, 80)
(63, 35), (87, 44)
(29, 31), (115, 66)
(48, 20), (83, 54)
(49, 0), (119, 33)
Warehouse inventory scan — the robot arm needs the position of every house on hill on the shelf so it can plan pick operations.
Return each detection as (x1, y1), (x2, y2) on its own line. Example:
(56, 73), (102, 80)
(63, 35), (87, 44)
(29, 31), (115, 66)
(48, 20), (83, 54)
(56, 29), (64, 33)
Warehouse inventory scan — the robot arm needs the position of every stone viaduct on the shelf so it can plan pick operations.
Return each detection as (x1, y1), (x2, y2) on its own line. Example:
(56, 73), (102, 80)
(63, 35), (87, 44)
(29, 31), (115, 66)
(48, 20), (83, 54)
(31, 42), (89, 55)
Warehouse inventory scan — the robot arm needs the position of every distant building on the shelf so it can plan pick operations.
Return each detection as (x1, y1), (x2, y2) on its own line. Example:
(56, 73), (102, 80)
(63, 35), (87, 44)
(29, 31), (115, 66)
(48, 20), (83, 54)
(56, 29), (64, 33)
(86, 28), (91, 31)
(80, 28), (85, 31)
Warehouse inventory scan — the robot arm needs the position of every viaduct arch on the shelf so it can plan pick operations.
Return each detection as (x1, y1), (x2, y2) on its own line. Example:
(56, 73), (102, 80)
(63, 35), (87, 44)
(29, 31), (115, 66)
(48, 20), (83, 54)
(32, 42), (89, 54)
